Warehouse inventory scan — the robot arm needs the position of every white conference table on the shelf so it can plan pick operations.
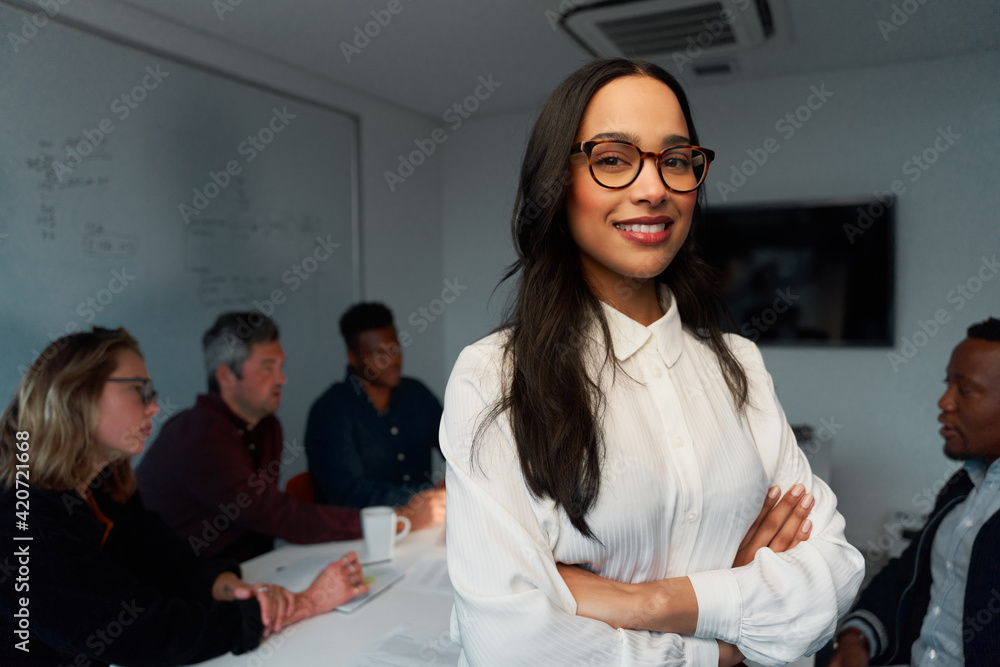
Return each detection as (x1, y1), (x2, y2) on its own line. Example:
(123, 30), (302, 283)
(192, 525), (453, 667)
(184, 525), (820, 667)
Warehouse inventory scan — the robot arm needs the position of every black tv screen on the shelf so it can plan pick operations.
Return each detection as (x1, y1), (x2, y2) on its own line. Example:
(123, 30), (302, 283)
(699, 198), (895, 346)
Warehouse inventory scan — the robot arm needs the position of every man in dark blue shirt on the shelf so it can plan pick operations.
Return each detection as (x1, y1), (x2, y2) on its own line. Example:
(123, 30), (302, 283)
(305, 302), (445, 530)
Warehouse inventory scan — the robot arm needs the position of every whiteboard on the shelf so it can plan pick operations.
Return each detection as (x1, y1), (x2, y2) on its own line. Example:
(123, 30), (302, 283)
(0, 3), (360, 468)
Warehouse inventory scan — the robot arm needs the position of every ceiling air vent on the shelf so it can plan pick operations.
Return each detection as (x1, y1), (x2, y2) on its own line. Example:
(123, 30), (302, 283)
(562, 0), (773, 61)
(692, 59), (736, 76)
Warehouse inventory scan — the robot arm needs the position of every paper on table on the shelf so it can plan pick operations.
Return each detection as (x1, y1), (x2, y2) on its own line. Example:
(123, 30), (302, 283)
(346, 624), (461, 667)
(396, 554), (452, 596)
(257, 554), (405, 613)
(335, 564), (405, 613)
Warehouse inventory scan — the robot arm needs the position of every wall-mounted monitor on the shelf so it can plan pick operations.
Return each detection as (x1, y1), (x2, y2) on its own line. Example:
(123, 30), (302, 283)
(699, 197), (895, 346)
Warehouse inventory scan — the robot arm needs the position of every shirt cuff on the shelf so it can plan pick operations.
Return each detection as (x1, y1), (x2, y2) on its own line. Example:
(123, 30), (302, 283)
(233, 597), (264, 654)
(839, 618), (879, 658)
(688, 569), (742, 644)
(684, 636), (721, 667)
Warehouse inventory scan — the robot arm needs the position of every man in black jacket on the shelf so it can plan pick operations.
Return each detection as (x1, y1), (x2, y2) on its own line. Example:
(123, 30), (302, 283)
(830, 317), (1000, 667)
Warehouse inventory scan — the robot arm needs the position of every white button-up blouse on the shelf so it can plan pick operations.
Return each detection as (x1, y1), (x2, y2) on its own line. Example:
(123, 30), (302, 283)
(441, 289), (864, 666)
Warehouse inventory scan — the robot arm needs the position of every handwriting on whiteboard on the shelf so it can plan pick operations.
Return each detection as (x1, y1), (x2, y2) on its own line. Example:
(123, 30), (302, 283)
(82, 230), (140, 258)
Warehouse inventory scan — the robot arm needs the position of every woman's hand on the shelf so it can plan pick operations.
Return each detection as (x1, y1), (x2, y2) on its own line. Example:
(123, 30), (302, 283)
(211, 571), (296, 637)
(251, 583), (296, 637)
(211, 571), (246, 601)
(733, 484), (813, 568)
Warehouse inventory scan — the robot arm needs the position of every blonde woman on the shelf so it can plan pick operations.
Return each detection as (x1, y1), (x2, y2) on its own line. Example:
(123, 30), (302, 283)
(0, 327), (368, 666)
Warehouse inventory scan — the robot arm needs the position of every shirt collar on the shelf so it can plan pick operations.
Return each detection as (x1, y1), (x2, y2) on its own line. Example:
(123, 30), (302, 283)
(597, 283), (683, 367)
(966, 458), (1000, 488)
(199, 393), (253, 432)
(344, 365), (403, 411)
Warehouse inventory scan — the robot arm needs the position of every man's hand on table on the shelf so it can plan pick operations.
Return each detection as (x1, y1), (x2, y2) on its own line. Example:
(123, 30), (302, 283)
(290, 551), (370, 621)
(397, 485), (446, 531)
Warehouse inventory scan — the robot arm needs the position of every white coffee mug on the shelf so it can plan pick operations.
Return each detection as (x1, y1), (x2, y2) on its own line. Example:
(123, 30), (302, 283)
(361, 506), (411, 562)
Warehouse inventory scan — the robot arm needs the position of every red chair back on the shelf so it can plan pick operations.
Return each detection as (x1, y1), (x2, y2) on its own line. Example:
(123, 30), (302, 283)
(285, 472), (314, 504)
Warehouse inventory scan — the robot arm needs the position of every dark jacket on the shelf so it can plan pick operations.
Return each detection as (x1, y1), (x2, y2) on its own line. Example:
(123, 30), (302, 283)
(0, 481), (263, 666)
(843, 469), (1000, 665)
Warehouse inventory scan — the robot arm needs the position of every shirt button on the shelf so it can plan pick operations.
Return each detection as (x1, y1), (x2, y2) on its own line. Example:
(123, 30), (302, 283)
(671, 436), (684, 449)
(928, 649), (937, 660)
(397, 453), (405, 461)
(390, 426), (399, 435)
(963, 518), (974, 527)
(652, 367), (663, 378)
(686, 511), (698, 523)
(932, 606), (941, 615)
(402, 474), (411, 481)
(248, 444), (256, 451)
(946, 561), (953, 571)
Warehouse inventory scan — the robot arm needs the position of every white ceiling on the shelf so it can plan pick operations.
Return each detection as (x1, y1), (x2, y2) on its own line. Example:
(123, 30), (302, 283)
(98, 0), (1000, 119)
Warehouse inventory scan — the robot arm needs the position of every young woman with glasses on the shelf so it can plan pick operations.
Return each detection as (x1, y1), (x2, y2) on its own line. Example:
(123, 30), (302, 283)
(0, 328), (368, 666)
(440, 59), (863, 666)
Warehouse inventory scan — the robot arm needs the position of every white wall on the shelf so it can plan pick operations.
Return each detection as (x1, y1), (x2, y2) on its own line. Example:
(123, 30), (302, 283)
(440, 51), (1000, 558)
(47, 1), (446, 479)
(441, 112), (534, 361)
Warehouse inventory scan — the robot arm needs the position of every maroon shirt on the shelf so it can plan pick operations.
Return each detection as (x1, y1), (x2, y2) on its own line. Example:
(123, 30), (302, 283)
(137, 393), (361, 561)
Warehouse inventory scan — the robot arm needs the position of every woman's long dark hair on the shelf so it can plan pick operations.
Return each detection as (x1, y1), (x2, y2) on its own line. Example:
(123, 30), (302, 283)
(478, 59), (749, 539)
